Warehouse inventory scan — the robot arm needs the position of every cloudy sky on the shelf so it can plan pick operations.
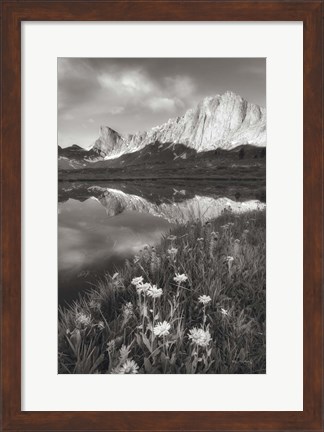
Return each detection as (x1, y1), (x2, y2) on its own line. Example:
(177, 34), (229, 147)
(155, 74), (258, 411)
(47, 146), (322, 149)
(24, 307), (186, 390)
(58, 58), (266, 149)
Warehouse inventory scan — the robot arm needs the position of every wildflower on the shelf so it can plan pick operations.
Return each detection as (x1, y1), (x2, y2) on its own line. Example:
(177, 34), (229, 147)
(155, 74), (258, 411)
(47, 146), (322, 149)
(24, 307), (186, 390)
(211, 231), (219, 239)
(131, 276), (144, 286)
(198, 295), (212, 305)
(221, 308), (229, 316)
(119, 344), (131, 362)
(197, 237), (204, 242)
(136, 282), (151, 294)
(188, 327), (212, 347)
(122, 302), (134, 319)
(147, 285), (163, 298)
(167, 247), (178, 256)
(75, 312), (91, 327)
(226, 256), (234, 263)
(112, 272), (119, 280)
(173, 273), (188, 284)
(167, 235), (177, 241)
(118, 359), (139, 374)
(153, 321), (171, 337)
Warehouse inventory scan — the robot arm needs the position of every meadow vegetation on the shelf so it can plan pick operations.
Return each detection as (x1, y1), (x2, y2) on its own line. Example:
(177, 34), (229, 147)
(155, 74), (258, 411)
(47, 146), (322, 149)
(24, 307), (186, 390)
(58, 208), (266, 374)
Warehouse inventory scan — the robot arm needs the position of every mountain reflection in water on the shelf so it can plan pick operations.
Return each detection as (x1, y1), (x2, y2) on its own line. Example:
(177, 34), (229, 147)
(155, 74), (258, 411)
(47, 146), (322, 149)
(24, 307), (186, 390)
(58, 181), (265, 306)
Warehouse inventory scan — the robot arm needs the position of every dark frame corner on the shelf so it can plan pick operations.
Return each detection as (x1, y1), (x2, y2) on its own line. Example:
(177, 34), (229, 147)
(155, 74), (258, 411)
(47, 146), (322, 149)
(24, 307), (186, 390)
(1, 1), (323, 431)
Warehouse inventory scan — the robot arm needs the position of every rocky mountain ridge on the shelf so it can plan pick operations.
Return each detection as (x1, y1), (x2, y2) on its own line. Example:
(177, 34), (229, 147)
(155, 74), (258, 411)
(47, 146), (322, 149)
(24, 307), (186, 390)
(92, 91), (266, 159)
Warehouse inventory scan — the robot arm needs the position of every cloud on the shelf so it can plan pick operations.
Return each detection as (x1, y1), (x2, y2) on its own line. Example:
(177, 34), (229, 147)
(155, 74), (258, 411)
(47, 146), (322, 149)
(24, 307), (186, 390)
(98, 69), (155, 97)
(147, 97), (178, 112)
(97, 68), (193, 114)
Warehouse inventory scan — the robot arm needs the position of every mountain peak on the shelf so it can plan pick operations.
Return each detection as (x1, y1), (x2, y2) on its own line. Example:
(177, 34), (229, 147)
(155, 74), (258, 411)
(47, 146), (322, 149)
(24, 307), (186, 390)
(92, 91), (266, 159)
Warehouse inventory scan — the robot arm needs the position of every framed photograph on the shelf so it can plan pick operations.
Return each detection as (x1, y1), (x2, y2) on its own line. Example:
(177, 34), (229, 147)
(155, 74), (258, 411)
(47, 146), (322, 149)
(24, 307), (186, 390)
(1, 1), (323, 431)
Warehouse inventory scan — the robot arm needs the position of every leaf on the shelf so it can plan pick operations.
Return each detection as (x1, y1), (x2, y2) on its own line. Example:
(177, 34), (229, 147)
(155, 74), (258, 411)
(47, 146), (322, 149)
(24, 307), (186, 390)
(160, 352), (169, 370)
(89, 353), (105, 374)
(142, 333), (152, 353)
(143, 357), (152, 373)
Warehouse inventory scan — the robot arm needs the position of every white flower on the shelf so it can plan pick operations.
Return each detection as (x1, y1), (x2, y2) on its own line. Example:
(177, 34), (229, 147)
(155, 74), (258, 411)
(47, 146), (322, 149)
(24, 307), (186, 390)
(75, 312), (91, 327)
(131, 276), (144, 286)
(221, 308), (229, 316)
(226, 256), (234, 263)
(188, 327), (212, 347)
(136, 282), (151, 294)
(198, 295), (212, 305)
(153, 321), (171, 337)
(118, 359), (139, 374)
(167, 247), (178, 255)
(173, 273), (188, 284)
(119, 344), (131, 362)
(147, 285), (163, 298)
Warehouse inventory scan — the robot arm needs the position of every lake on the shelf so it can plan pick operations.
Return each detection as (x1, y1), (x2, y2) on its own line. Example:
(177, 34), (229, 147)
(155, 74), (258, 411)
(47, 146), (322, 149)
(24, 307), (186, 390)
(58, 180), (265, 306)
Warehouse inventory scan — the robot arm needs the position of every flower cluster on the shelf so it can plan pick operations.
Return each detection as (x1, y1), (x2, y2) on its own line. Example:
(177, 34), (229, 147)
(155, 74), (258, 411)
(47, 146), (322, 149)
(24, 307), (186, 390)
(198, 295), (212, 305)
(173, 273), (188, 284)
(132, 276), (163, 298)
(153, 321), (171, 337)
(122, 302), (134, 320)
(118, 359), (139, 374)
(188, 327), (212, 347)
(131, 276), (144, 286)
(147, 285), (163, 298)
(75, 312), (92, 328)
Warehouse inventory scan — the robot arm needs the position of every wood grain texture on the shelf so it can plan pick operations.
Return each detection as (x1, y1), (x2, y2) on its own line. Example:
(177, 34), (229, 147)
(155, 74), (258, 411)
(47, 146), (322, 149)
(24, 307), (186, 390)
(0, 1), (323, 431)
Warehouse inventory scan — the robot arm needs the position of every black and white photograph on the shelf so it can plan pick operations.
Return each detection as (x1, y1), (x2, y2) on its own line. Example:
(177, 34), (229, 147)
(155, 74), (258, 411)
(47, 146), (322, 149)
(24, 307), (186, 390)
(58, 58), (266, 374)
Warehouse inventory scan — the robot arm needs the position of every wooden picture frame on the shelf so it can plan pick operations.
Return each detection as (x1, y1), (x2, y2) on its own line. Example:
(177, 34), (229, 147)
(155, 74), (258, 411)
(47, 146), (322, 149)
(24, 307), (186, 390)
(1, 1), (322, 430)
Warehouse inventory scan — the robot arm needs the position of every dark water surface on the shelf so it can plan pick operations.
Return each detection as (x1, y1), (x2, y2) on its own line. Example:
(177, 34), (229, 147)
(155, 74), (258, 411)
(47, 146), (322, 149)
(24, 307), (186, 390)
(58, 180), (265, 306)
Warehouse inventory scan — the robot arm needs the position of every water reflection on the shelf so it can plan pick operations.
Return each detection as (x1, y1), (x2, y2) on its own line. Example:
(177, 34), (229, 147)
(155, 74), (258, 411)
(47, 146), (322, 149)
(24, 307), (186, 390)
(58, 181), (265, 306)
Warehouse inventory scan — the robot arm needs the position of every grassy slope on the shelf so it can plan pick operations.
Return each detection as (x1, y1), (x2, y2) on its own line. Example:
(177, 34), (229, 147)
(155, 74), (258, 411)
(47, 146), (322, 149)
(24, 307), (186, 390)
(58, 209), (266, 374)
(58, 144), (266, 181)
